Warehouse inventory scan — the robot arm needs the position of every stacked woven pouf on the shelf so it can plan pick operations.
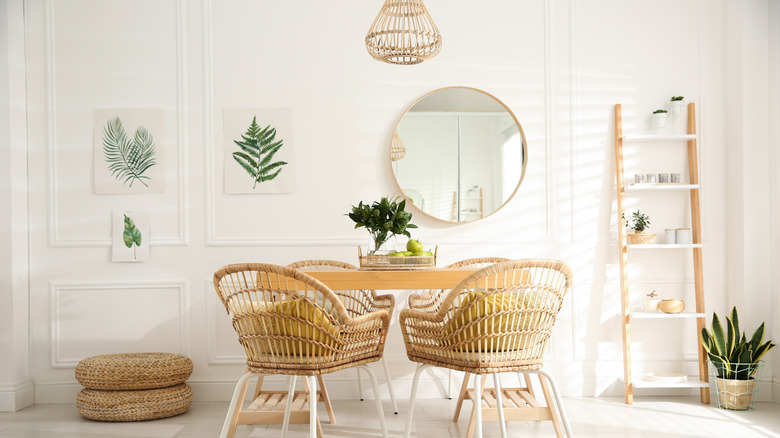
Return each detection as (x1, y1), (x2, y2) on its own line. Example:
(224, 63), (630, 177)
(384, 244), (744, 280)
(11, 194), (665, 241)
(75, 353), (194, 422)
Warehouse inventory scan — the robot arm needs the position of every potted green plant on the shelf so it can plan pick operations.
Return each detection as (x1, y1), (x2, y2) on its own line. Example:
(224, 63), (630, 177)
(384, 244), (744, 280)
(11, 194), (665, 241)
(347, 196), (418, 254)
(670, 96), (685, 116)
(622, 210), (656, 244)
(652, 109), (668, 129)
(701, 307), (775, 410)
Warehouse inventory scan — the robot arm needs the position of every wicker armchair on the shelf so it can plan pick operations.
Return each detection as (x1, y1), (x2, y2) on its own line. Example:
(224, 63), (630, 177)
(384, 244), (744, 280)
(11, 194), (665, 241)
(400, 259), (573, 438)
(287, 260), (398, 414)
(408, 257), (509, 398)
(213, 263), (390, 438)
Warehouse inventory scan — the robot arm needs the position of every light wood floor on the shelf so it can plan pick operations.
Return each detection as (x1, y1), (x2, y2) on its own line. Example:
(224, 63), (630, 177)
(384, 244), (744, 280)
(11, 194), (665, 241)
(1, 396), (779, 437)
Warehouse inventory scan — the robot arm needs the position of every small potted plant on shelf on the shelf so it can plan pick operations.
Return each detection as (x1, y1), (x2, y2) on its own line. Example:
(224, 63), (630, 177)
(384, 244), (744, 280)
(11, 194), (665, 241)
(701, 307), (775, 411)
(670, 96), (685, 116)
(347, 196), (418, 255)
(623, 210), (656, 244)
(652, 109), (668, 129)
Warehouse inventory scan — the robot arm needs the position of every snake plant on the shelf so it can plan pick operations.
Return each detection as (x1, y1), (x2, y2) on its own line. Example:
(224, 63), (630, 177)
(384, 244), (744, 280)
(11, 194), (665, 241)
(701, 307), (775, 380)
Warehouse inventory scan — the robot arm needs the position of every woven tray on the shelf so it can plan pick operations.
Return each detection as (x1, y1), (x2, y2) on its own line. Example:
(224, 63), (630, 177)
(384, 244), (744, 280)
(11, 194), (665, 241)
(358, 246), (437, 270)
(77, 383), (193, 422)
(76, 353), (193, 390)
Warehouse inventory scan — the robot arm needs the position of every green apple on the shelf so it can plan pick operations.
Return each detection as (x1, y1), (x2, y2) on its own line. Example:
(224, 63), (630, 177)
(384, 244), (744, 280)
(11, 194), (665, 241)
(388, 251), (405, 257)
(402, 251), (414, 256)
(407, 239), (423, 253)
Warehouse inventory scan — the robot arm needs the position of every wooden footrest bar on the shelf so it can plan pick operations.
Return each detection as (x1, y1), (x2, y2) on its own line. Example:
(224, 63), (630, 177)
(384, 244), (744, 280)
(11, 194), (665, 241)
(464, 387), (553, 421)
(237, 390), (326, 425)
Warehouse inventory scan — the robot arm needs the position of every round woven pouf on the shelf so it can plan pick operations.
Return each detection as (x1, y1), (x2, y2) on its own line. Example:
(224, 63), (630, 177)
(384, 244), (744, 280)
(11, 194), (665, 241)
(77, 384), (193, 422)
(76, 353), (193, 390)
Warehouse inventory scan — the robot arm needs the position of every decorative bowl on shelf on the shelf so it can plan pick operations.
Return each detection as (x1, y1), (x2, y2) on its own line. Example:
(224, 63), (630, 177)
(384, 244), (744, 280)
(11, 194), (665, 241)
(660, 299), (685, 314)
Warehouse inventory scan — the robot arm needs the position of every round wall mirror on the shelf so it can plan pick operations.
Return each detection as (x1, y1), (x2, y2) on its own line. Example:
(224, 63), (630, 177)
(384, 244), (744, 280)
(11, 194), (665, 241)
(391, 87), (527, 223)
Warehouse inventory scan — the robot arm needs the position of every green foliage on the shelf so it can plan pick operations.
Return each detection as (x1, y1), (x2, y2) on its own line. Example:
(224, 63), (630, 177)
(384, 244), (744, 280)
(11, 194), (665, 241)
(670, 96), (684, 101)
(701, 307), (775, 380)
(102, 117), (157, 188)
(347, 196), (418, 252)
(652, 109), (668, 114)
(122, 214), (142, 259)
(232, 117), (288, 189)
(622, 210), (650, 232)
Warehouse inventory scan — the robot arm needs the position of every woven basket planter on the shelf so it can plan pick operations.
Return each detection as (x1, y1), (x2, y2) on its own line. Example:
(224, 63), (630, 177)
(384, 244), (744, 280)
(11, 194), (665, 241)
(77, 384), (193, 422)
(628, 231), (656, 245)
(76, 353), (193, 390)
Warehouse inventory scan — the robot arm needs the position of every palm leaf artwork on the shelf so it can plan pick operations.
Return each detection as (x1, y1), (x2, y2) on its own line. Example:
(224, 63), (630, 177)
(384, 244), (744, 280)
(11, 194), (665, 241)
(102, 117), (157, 188)
(232, 117), (288, 189)
(122, 214), (142, 260)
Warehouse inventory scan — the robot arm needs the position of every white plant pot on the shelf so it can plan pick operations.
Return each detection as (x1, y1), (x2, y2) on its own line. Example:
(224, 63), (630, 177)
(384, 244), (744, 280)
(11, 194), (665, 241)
(670, 100), (684, 116)
(652, 113), (667, 130)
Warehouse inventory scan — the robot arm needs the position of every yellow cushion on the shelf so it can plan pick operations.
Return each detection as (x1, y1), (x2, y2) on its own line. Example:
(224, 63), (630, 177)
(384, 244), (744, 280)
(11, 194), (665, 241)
(232, 298), (341, 356)
(441, 290), (538, 352)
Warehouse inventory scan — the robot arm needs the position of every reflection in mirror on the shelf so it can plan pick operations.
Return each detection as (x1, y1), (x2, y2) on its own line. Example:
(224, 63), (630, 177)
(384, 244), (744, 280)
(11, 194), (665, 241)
(391, 87), (526, 222)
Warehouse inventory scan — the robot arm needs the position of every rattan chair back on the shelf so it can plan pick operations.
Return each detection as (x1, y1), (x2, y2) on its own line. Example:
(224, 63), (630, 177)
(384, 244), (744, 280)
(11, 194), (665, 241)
(409, 257), (510, 313)
(287, 260), (395, 319)
(400, 259), (572, 374)
(213, 263), (390, 376)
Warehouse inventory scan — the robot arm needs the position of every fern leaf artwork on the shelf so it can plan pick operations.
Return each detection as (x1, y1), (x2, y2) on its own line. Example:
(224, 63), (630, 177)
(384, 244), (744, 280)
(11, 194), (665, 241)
(103, 117), (157, 188)
(232, 117), (288, 188)
(122, 214), (142, 260)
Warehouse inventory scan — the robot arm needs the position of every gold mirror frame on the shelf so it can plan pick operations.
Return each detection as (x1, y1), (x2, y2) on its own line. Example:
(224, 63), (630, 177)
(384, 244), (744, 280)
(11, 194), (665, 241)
(390, 86), (528, 223)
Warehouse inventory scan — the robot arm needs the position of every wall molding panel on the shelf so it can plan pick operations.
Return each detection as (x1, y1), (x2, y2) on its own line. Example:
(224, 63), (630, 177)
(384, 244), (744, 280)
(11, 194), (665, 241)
(49, 281), (190, 368)
(44, 0), (188, 248)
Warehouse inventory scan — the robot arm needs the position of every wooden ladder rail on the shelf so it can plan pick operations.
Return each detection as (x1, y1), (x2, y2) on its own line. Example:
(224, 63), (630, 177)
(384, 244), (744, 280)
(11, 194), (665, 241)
(614, 104), (633, 405)
(687, 102), (710, 404)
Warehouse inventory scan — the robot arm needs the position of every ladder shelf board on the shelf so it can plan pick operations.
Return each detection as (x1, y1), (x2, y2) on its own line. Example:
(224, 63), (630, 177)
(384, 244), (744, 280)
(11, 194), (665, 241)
(622, 134), (697, 142)
(629, 311), (706, 319)
(627, 244), (702, 249)
(626, 184), (700, 191)
(622, 378), (710, 389)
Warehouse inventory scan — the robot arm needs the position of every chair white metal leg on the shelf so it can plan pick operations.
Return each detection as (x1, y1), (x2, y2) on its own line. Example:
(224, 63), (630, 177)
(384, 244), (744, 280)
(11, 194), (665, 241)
(380, 357), (399, 414)
(308, 376), (317, 438)
(403, 363), (432, 438)
(492, 374), (507, 438)
(447, 369), (453, 399)
(531, 370), (573, 438)
(358, 364), (389, 438)
(220, 372), (260, 438)
(281, 375), (296, 438)
(356, 367), (365, 401)
(473, 373), (483, 438)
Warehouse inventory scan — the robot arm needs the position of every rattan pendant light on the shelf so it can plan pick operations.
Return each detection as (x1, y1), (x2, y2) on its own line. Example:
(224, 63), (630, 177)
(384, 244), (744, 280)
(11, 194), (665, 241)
(365, 0), (442, 65)
(391, 131), (406, 161)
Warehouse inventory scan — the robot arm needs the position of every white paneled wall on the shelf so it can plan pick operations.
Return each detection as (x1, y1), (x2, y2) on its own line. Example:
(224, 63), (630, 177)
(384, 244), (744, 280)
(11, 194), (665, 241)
(1, 0), (776, 407)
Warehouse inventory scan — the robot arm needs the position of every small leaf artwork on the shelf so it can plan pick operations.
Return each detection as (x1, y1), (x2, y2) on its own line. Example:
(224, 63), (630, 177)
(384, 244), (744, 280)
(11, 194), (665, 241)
(112, 211), (149, 262)
(232, 116), (288, 188)
(102, 117), (157, 188)
(122, 214), (142, 259)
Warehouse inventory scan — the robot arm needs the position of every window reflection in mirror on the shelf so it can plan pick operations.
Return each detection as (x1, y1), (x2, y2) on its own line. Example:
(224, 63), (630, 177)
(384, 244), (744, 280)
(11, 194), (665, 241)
(391, 87), (527, 223)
